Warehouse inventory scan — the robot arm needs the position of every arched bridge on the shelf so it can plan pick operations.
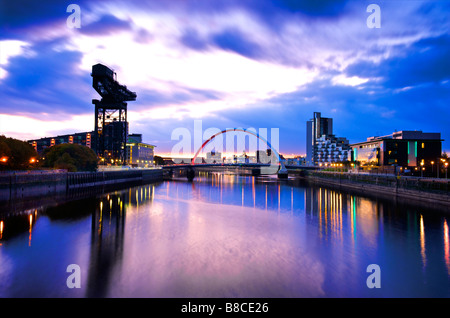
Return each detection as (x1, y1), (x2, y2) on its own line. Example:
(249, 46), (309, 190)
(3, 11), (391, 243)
(164, 128), (288, 181)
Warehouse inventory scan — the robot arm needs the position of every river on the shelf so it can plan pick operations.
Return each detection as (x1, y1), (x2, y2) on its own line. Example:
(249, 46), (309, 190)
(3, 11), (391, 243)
(0, 173), (449, 297)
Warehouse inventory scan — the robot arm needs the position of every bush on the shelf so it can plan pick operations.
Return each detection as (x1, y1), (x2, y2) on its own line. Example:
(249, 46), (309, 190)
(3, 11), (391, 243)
(0, 135), (38, 170)
(43, 143), (98, 172)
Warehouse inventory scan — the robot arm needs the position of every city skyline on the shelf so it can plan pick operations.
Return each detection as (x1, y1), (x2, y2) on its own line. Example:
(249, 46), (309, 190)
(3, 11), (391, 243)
(1, 0), (449, 156)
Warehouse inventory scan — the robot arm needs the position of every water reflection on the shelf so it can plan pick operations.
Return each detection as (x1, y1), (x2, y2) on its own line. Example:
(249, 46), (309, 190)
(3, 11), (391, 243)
(445, 220), (450, 276)
(86, 186), (156, 297)
(0, 174), (449, 297)
(86, 194), (125, 297)
(160, 174), (449, 296)
(0, 183), (157, 297)
(0, 208), (41, 246)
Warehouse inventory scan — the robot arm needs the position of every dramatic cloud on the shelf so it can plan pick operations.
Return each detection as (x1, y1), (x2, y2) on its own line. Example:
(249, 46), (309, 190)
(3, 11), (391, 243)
(79, 14), (133, 36)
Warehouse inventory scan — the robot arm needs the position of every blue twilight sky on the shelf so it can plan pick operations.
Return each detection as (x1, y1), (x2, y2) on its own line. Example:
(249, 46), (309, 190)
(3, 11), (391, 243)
(0, 0), (449, 157)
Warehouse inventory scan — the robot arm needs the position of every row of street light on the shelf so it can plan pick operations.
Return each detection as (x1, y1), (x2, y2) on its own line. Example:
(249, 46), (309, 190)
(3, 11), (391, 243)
(420, 158), (448, 178)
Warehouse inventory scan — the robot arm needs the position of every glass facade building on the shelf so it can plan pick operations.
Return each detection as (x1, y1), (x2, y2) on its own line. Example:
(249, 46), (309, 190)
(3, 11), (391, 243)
(350, 130), (442, 168)
(126, 134), (155, 168)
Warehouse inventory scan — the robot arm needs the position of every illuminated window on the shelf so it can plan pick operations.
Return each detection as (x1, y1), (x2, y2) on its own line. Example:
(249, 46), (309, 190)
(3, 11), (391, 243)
(421, 143), (425, 149)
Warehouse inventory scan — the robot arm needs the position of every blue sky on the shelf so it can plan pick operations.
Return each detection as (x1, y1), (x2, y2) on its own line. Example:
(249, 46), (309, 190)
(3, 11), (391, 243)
(0, 0), (449, 157)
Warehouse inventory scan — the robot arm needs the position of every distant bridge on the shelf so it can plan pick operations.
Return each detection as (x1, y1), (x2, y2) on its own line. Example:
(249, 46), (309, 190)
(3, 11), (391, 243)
(161, 163), (317, 181)
(162, 128), (294, 181)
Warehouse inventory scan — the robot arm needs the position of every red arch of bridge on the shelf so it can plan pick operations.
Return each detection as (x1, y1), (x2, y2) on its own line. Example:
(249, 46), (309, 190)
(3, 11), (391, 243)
(191, 128), (281, 165)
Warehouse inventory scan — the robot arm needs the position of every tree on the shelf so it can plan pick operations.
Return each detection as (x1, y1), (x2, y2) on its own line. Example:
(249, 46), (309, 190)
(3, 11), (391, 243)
(43, 143), (98, 172)
(0, 135), (38, 170)
(54, 152), (77, 172)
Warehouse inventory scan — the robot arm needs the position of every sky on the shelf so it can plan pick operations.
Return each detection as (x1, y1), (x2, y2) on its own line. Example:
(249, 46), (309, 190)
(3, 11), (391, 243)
(0, 0), (449, 157)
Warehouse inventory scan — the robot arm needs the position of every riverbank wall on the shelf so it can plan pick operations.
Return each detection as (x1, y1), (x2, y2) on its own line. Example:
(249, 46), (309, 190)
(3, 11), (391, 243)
(302, 170), (450, 207)
(0, 168), (163, 203)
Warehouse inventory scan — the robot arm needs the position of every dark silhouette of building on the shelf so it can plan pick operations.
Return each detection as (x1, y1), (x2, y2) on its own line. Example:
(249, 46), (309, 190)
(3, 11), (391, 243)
(91, 63), (136, 165)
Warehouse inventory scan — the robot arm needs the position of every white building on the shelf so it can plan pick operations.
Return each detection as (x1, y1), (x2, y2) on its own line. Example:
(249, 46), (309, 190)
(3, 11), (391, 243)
(315, 135), (350, 165)
(206, 151), (222, 163)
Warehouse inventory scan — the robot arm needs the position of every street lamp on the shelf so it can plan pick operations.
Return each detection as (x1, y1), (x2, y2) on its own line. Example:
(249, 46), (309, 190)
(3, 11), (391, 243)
(420, 161), (424, 177)
(445, 162), (448, 179)
(431, 161), (434, 176)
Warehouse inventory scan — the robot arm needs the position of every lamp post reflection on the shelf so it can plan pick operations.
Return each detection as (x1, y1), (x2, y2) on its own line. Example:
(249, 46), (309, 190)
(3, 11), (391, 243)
(86, 193), (126, 298)
(86, 184), (155, 297)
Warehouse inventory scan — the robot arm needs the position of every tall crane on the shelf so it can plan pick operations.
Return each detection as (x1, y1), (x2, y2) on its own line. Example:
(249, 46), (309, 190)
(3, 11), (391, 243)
(91, 63), (137, 165)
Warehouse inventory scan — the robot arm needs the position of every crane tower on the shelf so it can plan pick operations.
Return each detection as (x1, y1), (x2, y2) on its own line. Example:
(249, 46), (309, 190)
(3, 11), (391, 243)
(91, 64), (137, 165)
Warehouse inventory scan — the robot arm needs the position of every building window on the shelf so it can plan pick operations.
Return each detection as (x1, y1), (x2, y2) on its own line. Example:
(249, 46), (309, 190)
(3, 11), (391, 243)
(421, 142), (425, 149)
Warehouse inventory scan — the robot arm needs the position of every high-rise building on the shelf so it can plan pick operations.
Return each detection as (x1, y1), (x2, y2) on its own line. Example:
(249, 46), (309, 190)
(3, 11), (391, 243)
(306, 112), (334, 165)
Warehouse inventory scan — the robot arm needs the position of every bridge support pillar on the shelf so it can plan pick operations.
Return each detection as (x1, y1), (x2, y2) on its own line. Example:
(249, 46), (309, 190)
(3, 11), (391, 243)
(278, 162), (288, 179)
(186, 168), (195, 181)
(278, 171), (288, 179)
(251, 168), (261, 176)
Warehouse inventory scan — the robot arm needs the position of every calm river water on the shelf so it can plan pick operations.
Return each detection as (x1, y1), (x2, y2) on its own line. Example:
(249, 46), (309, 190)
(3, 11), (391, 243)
(0, 173), (449, 298)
